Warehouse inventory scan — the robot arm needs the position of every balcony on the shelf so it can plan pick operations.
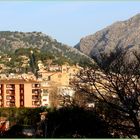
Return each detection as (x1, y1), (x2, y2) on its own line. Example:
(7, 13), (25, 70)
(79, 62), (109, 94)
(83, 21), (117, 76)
(32, 98), (40, 101)
(6, 95), (15, 101)
(32, 89), (41, 94)
(20, 101), (24, 106)
(6, 84), (15, 90)
(0, 96), (3, 100)
(7, 104), (15, 107)
(32, 94), (40, 101)
(32, 101), (40, 107)
(0, 101), (3, 106)
(0, 85), (2, 89)
(6, 90), (15, 95)
(6, 101), (15, 107)
(32, 84), (40, 88)
(6, 88), (15, 90)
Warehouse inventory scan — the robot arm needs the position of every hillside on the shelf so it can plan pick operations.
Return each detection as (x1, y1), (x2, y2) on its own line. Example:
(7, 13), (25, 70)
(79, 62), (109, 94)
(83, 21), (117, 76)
(0, 31), (95, 74)
(75, 13), (140, 67)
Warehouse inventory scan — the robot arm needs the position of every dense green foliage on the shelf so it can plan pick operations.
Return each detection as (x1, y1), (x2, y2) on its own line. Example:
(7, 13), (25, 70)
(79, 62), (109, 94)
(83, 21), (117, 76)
(0, 106), (111, 138)
(0, 31), (95, 73)
(46, 106), (111, 138)
(0, 107), (45, 125)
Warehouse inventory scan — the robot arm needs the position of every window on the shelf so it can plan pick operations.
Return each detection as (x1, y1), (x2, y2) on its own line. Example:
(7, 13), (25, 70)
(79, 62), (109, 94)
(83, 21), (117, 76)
(20, 84), (24, 89)
(6, 101), (14, 106)
(20, 95), (24, 100)
(6, 101), (15, 106)
(32, 84), (40, 88)
(6, 85), (10, 88)
(20, 101), (24, 106)
(6, 84), (14, 88)
(6, 95), (11, 100)
(32, 101), (40, 106)
(32, 89), (37, 94)
(0, 96), (2, 100)
(32, 89), (36, 94)
(32, 95), (39, 100)
(6, 101), (10, 106)
(36, 84), (40, 87)
(6, 90), (9, 94)
(6, 90), (14, 94)
(6, 95), (14, 100)
(32, 89), (41, 94)
(20, 89), (24, 94)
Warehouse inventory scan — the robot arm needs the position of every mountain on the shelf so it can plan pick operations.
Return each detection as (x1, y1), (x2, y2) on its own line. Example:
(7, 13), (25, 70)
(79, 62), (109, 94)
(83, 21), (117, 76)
(0, 31), (95, 68)
(75, 13), (140, 66)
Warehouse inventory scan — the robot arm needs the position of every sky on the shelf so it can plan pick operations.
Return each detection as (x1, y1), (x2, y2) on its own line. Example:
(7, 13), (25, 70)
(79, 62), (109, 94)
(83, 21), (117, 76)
(0, 1), (140, 46)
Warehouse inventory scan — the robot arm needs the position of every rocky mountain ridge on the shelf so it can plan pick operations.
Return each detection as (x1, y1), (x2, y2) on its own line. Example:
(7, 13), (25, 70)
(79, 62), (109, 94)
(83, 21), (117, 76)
(75, 13), (140, 66)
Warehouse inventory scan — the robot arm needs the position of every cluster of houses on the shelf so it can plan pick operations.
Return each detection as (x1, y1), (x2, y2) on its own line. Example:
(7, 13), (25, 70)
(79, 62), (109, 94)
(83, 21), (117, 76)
(0, 62), (81, 108)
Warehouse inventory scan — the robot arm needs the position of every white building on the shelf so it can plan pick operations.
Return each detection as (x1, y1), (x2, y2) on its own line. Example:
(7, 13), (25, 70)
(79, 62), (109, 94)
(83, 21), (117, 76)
(40, 81), (50, 107)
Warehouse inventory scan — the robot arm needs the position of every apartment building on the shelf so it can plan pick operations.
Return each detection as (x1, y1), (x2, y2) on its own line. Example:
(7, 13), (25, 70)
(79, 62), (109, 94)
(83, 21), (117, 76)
(0, 74), (71, 108)
(0, 64), (81, 108)
(0, 79), (41, 108)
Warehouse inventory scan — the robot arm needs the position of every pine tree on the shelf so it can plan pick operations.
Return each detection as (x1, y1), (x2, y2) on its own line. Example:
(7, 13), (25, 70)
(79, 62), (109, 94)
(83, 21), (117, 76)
(29, 50), (39, 78)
